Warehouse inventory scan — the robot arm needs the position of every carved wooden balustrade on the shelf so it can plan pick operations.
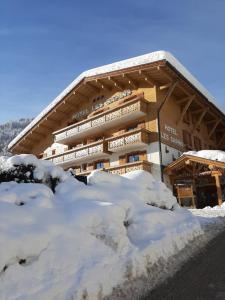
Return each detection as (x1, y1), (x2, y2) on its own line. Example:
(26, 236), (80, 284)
(76, 160), (152, 176)
(44, 140), (109, 167)
(108, 129), (150, 152)
(54, 94), (148, 144)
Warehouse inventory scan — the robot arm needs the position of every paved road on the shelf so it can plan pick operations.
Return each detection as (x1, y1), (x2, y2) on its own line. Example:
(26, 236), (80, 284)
(143, 229), (225, 300)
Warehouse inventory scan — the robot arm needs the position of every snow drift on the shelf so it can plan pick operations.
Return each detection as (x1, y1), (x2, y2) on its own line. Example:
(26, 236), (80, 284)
(0, 155), (202, 300)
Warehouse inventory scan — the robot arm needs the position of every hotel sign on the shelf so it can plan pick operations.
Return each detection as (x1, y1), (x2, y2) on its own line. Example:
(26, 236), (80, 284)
(161, 124), (184, 149)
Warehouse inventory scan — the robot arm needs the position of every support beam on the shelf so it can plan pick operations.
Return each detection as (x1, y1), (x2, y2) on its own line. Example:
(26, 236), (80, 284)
(177, 95), (195, 105)
(38, 124), (54, 131)
(54, 109), (68, 117)
(192, 107), (206, 115)
(157, 66), (172, 82)
(217, 132), (225, 148)
(122, 74), (138, 89)
(193, 108), (209, 131)
(159, 80), (179, 107)
(45, 117), (59, 125)
(84, 81), (100, 93)
(206, 118), (219, 125)
(138, 70), (155, 86)
(31, 131), (46, 139)
(108, 76), (124, 91)
(159, 83), (172, 90)
(176, 96), (195, 125)
(209, 119), (221, 138)
(23, 136), (39, 143)
(95, 79), (112, 91)
(17, 144), (30, 153)
(73, 91), (88, 100)
(65, 102), (76, 110)
(213, 174), (223, 206)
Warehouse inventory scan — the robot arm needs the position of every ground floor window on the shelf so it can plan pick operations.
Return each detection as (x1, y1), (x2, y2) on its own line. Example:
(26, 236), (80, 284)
(96, 161), (104, 169)
(128, 153), (140, 163)
(81, 164), (87, 171)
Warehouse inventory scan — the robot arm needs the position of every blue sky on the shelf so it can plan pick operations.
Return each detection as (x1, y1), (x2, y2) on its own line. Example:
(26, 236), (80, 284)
(0, 0), (225, 123)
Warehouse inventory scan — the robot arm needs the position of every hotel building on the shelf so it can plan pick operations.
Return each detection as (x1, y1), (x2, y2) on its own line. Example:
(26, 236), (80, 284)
(8, 51), (225, 187)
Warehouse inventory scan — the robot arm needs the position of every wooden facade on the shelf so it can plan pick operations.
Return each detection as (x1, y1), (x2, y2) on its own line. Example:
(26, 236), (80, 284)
(8, 52), (225, 206)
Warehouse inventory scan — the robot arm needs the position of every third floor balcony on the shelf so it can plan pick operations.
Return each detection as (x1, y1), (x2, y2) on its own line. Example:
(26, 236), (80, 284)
(53, 93), (148, 145)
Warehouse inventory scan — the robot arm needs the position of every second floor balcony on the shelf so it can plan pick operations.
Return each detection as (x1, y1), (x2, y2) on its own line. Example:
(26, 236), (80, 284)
(54, 93), (148, 145)
(45, 140), (109, 168)
(108, 128), (150, 152)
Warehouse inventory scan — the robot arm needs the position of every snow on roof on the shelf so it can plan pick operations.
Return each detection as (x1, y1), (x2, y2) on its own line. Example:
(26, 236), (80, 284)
(184, 150), (225, 163)
(8, 50), (225, 150)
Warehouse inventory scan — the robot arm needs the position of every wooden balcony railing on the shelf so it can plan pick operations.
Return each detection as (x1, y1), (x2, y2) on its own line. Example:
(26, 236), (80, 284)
(108, 129), (150, 152)
(53, 94), (148, 144)
(76, 160), (152, 176)
(44, 140), (109, 167)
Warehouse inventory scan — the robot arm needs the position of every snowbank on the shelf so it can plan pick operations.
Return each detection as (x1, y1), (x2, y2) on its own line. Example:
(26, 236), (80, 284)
(0, 156), (203, 300)
(0, 154), (72, 193)
(0, 154), (70, 182)
(185, 150), (225, 163)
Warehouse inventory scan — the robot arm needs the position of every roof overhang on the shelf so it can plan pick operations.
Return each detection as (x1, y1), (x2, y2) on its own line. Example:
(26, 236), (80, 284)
(164, 154), (225, 175)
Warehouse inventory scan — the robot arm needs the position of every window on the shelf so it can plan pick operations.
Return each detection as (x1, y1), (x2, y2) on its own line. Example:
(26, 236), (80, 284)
(96, 161), (104, 169)
(127, 124), (137, 132)
(194, 136), (201, 151)
(183, 130), (192, 149)
(81, 164), (87, 171)
(128, 154), (140, 163)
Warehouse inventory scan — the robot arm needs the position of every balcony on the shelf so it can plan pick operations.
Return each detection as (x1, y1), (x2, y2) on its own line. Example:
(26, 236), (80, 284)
(108, 129), (150, 152)
(44, 140), (109, 168)
(54, 94), (148, 145)
(76, 160), (152, 176)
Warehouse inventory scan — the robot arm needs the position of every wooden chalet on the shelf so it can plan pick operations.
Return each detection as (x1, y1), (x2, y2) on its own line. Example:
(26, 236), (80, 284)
(8, 51), (225, 208)
(164, 154), (225, 208)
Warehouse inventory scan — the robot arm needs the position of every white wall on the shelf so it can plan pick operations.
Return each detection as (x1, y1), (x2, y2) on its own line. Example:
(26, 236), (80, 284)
(44, 143), (67, 156)
(161, 143), (183, 166)
(110, 153), (120, 167)
(147, 142), (161, 180)
(146, 142), (183, 184)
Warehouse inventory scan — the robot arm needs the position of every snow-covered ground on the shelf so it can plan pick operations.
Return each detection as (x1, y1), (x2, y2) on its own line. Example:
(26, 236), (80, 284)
(191, 207), (225, 237)
(0, 155), (224, 300)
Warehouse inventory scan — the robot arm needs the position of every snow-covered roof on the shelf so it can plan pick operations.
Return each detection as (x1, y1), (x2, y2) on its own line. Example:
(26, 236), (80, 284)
(8, 50), (225, 150)
(184, 150), (225, 163)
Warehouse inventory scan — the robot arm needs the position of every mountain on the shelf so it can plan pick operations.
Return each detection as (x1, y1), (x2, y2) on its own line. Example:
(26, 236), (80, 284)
(0, 118), (32, 156)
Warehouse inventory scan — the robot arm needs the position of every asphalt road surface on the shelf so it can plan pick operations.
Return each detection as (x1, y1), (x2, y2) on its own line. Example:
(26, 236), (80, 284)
(143, 229), (225, 300)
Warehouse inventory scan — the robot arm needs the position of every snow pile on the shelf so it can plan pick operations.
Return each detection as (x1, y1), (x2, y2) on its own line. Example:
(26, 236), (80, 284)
(203, 202), (225, 210)
(122, 170), (179, 209)
(0, 154), (71, 188)
(185, 150), (225, 163)
(0, 159), (203, 299)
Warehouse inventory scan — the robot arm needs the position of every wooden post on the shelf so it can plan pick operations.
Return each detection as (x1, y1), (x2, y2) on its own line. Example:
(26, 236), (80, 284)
(191, 181), (196, 208)
(214, 174), (223, 206)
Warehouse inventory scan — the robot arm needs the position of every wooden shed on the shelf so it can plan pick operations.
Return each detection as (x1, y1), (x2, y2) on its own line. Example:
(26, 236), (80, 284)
(164, 154), (225, 208)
